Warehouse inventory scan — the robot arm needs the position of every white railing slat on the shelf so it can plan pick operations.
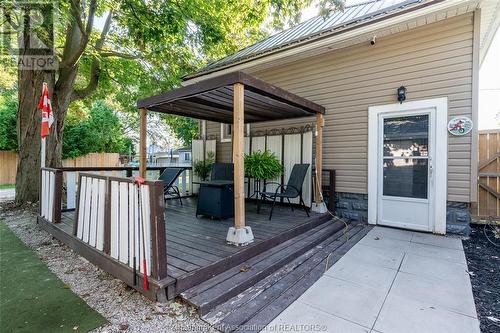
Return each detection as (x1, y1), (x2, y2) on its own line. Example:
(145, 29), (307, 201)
(89, 178), (99, 247)
(110, 180), (119, 260)
(118, 182), (129, 264)
(96, 179), (106, 251)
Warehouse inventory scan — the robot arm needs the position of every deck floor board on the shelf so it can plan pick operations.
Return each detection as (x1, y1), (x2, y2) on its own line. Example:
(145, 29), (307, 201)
(59, 197), (323, 284)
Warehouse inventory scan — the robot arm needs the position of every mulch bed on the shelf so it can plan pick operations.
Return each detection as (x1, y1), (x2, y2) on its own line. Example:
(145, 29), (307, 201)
(462, 224), (500, 333)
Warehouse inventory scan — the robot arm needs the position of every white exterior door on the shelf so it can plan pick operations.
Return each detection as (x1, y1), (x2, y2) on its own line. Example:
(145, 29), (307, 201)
(378, 111), (434, 231)
(368, 98), (448, 234)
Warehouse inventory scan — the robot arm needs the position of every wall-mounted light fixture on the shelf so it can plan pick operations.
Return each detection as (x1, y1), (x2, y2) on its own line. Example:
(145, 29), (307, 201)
(397, 86), (407, 104)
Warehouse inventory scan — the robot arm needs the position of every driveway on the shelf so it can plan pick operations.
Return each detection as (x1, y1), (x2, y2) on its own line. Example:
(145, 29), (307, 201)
(0, 188), (15, 202)
(267, 226), (480, 333)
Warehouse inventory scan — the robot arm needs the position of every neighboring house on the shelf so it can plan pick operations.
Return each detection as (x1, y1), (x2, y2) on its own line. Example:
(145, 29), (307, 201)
(184, 0), (500, 235)
(177, 147), (192, 163)
(154, 147), (192, 165)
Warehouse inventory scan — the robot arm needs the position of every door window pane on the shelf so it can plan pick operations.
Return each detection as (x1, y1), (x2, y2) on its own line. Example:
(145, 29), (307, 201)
(384, 115), (428, 157)
(383, 158), (428, 199)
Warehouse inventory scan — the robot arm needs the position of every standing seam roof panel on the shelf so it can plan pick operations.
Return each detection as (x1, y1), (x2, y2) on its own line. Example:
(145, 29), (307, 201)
(198, 0), (423, 73)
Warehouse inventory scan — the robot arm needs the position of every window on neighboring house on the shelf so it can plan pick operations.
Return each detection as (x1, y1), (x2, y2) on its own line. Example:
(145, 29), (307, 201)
(220, 123), (250, 142)
(184, 152), (191, 161)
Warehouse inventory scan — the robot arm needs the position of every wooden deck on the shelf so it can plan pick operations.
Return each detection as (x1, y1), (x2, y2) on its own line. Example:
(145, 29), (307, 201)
(59, 197), (330, 297)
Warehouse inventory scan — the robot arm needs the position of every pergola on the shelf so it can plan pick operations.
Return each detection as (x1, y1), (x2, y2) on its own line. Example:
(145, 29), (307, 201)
(137, 71), (326, 245)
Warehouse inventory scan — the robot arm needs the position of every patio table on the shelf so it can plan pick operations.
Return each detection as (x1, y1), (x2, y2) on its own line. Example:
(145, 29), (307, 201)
(194, 180), (234, 219)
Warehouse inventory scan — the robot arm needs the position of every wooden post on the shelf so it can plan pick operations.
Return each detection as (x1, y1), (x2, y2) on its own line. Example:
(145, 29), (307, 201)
(139, 108), (147, 178)
(52, 169), (63, 223)
(315, 113), (324, 203)
(226, 83), (254, 246)
(233, 83), (245, 229)
(149, 181), (167, 280)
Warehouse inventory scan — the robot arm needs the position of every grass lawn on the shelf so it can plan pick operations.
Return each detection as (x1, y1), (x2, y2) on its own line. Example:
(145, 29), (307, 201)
(0, 184), (15, 190)
(0, 222), (107, 333)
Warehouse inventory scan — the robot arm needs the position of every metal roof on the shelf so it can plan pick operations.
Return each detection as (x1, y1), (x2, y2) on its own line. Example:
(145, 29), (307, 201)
(187, 0), (426, 79)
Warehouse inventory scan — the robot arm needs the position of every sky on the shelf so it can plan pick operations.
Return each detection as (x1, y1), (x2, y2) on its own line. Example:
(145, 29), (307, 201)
(478, 29), (500, 130)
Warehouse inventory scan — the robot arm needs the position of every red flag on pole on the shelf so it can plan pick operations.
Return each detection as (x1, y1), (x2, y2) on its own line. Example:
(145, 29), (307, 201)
(38, 83), (53, 138)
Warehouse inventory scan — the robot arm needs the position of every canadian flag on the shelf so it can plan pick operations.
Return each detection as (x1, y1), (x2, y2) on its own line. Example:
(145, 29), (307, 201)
(38, 83), (54, 138)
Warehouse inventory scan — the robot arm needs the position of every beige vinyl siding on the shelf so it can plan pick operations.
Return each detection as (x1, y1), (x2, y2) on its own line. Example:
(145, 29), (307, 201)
(205, 13), (474, 202)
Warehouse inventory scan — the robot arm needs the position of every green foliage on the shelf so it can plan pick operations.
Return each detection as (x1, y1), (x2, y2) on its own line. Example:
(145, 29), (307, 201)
(0, 92), (18, 151)
(0, 62), (18, 151)
(163, 115), (199, 146)
(63, 101), (133, 159)
(70, 0), (344, 144)
(193, 151), (215, 181)
(244, 150), (283, 180)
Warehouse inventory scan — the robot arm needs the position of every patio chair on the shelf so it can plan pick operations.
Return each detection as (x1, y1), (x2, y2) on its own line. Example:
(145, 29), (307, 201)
(158, 167), (184, 205)
(260, 163), (310, 220)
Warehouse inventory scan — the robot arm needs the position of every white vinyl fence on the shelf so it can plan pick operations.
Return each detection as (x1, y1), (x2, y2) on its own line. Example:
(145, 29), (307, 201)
(245, 131), (313, 206)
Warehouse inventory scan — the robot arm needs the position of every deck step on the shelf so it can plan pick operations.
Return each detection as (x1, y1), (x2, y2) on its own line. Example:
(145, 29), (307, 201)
(199, 223), (372, 332)
(181, 218), (367, 318)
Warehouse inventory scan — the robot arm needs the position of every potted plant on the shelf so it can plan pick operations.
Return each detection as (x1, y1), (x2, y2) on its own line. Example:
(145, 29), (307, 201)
(244, 150), (283, 180)
(193, 151), (215, 181)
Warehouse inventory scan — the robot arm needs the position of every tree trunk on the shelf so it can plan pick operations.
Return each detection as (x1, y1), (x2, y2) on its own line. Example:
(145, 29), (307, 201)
(15, 2), (100, 204)
(15, 70), (54, 203)
(15, 67), (78, 204)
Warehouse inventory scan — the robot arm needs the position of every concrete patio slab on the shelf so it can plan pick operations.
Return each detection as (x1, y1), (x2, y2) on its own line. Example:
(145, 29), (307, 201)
(373, 293), (480, 333)
(411, 232), (463, 250)
(359, 233), (411, 251)
(325, 258), (398, 291)
(400, 253), (471, 284)
(391, 271), (477, 317)
(407, 241), (467, 264)
(268, 301), (370, 333)
(365, 227), (413, 242)
(299, 275), (387, 328)
(341, 243), (405, 270)
(268, 226), (479, 333)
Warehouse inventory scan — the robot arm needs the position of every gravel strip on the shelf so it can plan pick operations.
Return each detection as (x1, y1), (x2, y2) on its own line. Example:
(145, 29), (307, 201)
(463, 223), (500, 333)
(0, 202), (219, 333)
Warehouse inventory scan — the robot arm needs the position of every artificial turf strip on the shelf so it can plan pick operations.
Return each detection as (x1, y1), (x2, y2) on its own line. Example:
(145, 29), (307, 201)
(0, 222), (108, 333)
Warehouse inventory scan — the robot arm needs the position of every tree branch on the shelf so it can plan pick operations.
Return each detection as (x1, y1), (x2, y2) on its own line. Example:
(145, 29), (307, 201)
(69, 0), (86, 35)
(71, 11), (113, 102)
(60, 0), (97, 68)
(99, 50), (139, 59)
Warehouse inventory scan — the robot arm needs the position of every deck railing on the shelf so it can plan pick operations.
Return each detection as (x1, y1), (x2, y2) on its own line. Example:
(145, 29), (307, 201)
(61, 166), (192, 210)
(40, 168), (63, 223)
(38, 166), (176, 299)
(74, 173), (167, 281)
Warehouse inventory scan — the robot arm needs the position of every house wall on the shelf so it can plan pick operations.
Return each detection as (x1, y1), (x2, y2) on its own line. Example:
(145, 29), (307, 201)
(205, 13), (475, 204)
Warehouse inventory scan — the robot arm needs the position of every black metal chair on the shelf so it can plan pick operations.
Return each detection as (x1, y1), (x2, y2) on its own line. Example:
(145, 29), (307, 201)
(158, 168), (184, 205)
(260, 163), (310, 220)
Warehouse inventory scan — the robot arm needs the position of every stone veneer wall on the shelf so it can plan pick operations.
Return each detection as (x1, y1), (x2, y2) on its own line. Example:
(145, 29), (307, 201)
(334, 192), (471, 236)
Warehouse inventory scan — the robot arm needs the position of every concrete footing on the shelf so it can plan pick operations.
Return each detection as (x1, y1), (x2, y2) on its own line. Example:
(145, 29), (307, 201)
(226, 226), (254, 246)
